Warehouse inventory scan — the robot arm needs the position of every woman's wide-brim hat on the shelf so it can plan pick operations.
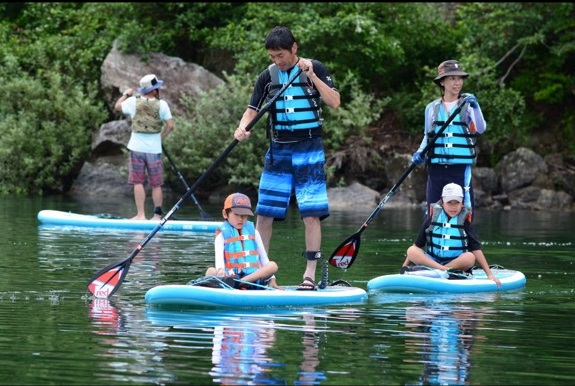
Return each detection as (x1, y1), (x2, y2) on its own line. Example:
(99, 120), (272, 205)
(138, 74), (164, 94)
(433, 60), (469, 85)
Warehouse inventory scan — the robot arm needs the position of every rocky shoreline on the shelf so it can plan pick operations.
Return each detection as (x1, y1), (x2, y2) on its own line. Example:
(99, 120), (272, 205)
(69, 44), (575, 213)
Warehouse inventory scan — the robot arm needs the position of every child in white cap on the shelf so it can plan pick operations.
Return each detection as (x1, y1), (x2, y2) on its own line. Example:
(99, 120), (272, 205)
(402, 183), (501, 287)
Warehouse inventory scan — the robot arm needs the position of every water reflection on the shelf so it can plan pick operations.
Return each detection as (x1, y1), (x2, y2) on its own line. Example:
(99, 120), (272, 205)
(209, 318), (281, 384)
(403, 304), (483, 385)
(87, 298), (178, 384)
(208, 312), (327, 384)
(89, 298), (123, 335)
(368, 291), (528, 385)
(296, 312), (327, 385)
(143, 308), (365, 384)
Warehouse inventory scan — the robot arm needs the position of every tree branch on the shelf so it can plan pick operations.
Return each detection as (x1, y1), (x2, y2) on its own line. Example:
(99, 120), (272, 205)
(499, 44), (526, 85)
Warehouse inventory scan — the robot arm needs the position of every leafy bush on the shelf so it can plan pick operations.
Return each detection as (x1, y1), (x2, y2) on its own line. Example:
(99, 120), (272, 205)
(0, 58), (106, 194)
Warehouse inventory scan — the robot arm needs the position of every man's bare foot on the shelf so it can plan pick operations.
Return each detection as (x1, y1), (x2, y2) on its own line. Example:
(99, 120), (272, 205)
(130, 215), (146, 221)
(151, 215), (162, 221)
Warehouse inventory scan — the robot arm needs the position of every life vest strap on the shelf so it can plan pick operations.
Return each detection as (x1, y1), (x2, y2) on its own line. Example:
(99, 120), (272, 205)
(227, 250), (259, 259)
(225, 234), (255, 243)
(272, 127), (322, 141)
(227, 261), (260, 268)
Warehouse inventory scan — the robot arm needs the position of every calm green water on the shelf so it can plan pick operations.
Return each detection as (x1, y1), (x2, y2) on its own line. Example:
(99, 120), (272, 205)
(0, 195), (573, 385)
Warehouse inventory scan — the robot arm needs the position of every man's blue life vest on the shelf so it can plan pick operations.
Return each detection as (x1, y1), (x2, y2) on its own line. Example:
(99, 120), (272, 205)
(267, 62), (322, 131)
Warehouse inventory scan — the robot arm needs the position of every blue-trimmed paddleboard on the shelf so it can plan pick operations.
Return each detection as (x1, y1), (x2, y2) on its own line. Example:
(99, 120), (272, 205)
(145, 284), (368, 309)
(37, 209), (221, 234)
(367, 267), (526, 293)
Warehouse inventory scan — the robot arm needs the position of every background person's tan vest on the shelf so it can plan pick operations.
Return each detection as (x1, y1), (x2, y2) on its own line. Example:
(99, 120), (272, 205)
(132, 97), (163, 133)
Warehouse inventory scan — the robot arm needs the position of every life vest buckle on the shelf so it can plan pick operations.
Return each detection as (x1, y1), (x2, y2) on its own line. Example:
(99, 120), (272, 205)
(285, 108), (295, 113)
(283, 95), (294, 101)
(444, 143), (453, 148)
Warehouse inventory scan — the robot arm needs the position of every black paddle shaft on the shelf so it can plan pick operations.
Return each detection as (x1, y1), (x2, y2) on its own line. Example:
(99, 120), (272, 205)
(158, 68), (304, 225)
(358, 99), (468, 231)
(162, 145), (212, 219)
(328, 99), (468, 270)
(88, 68), (303, 298)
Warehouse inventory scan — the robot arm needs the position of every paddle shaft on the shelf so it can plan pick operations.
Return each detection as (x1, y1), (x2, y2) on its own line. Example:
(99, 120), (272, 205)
(329, 99), (468, 269)
(162, 145), (212, 219)
(88, 68), (303, 298)
(357, 99), (467, 231)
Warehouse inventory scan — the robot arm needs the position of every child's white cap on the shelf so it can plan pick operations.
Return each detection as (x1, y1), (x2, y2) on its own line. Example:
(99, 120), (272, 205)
(442, 183), (463, 203)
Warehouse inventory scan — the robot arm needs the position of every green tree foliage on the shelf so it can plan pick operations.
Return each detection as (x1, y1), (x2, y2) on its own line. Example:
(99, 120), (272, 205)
(0, 2), (572, 195)
(208, 3), (455, 95)
(0, 3), (119, 194)
(454, 2), (575, 158)
(0, 57), (106, 194)
(164, 72), (261, 191)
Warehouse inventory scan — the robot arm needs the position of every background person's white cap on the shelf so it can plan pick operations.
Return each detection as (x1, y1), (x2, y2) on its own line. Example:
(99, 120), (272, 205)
(138, 74), (164, 94)
(442, 183), (463, 203)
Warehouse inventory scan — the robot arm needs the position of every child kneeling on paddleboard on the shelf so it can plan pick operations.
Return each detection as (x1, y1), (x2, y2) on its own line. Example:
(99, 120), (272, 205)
(402, 183), (501, 288)
(205, 193), (282, 290)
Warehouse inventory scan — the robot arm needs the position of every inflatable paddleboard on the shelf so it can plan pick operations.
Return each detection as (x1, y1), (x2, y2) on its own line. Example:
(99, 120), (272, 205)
(145, 284), (368, 309)
(37, 209), (221, 234)
(367, 267), (526, 293)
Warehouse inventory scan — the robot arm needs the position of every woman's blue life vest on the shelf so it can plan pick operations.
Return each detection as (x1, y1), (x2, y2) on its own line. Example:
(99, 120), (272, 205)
(267, 61), (322, 131)
(427, 98), (477, 165)
(425, 202), (472, 261)
(217, 220), (261, 277)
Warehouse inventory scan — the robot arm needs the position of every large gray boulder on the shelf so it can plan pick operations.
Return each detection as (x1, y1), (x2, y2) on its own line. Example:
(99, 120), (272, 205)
(71, 44), (224, 198)
(100, 41), (224, 118)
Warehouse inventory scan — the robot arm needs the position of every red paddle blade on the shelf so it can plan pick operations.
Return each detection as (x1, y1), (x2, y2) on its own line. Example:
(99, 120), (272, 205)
(329, 234), (361, 270)
(87, 259), (131, 299)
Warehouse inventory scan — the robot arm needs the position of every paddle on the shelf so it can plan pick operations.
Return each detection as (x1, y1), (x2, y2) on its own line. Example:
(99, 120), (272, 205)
(162, 144), (213, 219)
(328, 99), (469, 270)
(87, 68), (303, 299)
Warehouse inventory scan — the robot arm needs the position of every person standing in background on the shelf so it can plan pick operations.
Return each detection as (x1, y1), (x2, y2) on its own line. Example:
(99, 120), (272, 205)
(234, 26), (340, 291)
(411, 60), (486, 221)
(114, 74), (174, 221)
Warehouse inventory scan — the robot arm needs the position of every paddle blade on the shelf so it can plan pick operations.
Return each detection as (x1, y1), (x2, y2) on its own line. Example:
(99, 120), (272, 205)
(329, 233), (361, 270)
(87, 258), (132, 299)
